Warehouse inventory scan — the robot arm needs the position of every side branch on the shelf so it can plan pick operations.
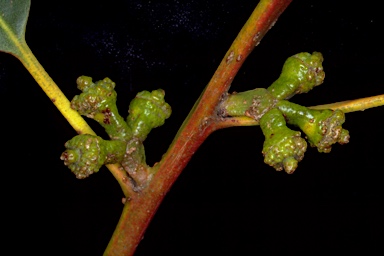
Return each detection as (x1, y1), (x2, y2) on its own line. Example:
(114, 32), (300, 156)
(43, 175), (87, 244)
(216, 94), (384, 128)
(308, 94), (384, 113)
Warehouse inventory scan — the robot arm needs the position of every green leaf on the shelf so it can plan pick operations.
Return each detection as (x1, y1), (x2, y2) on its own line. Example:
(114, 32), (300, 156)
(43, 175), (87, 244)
(0, 0), (31, 56)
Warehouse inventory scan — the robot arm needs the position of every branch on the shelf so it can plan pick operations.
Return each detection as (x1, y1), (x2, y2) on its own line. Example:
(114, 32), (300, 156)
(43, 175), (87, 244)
(216, 94), (384, 128)
(104, 0), (293, 255)
(308, 94), (384, 113)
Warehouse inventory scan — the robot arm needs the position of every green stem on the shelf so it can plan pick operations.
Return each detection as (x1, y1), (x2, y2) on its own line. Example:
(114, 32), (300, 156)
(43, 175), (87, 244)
(17, 42), (93, 134)
(104, 0), (293, 255)
(308, 94), (384, 113)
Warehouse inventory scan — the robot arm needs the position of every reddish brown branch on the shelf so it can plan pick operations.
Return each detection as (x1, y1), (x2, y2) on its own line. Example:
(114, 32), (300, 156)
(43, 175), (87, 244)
(104, 1), (293, 255)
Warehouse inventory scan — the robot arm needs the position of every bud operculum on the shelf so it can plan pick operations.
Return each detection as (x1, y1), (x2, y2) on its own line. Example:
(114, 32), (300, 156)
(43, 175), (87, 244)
(60, 134), (126, 179)
(127, 89), (172, 141)
(267, 52), (325, 100)
(260, 109), (307, 174)
(277, 100), (350, 153)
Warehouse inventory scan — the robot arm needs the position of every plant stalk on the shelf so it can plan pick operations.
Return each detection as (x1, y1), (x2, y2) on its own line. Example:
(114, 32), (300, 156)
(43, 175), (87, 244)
(216, 94), (384, 128)
(104, 0), (293, 255)
(308, 94), (384, 113)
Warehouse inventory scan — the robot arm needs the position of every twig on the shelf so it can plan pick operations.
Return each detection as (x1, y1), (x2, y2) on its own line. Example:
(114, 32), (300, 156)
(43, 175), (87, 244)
(215, 94), (384, 128)
(308, 94), (384, 113)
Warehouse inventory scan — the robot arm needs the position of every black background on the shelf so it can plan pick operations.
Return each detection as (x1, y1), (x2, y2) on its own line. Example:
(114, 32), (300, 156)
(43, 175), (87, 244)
(1, 1), (383, 255)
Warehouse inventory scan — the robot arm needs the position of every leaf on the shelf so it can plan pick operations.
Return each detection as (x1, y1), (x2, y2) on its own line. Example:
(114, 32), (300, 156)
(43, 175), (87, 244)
(0, 0), (31, 56)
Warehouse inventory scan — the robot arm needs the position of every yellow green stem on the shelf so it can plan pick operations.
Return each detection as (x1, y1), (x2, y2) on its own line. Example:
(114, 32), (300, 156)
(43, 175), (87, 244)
(16, 41), (93, 134)
(308, 94), (384, 113)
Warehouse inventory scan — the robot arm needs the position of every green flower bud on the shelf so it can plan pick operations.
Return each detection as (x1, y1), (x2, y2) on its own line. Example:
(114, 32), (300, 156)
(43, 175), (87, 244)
(260, 109), (307, 174)
(76, 75), (94, 91)
(303, 109), (350, 153)
(220, 88), (277, 121)
(277, 101), (350, 153)
(71, 76), (117, 119)
(60, 134), (126, 179)
(268, 52), (325, 100)
(127, 89), (171, 140)
(71, 76), (132, 141)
